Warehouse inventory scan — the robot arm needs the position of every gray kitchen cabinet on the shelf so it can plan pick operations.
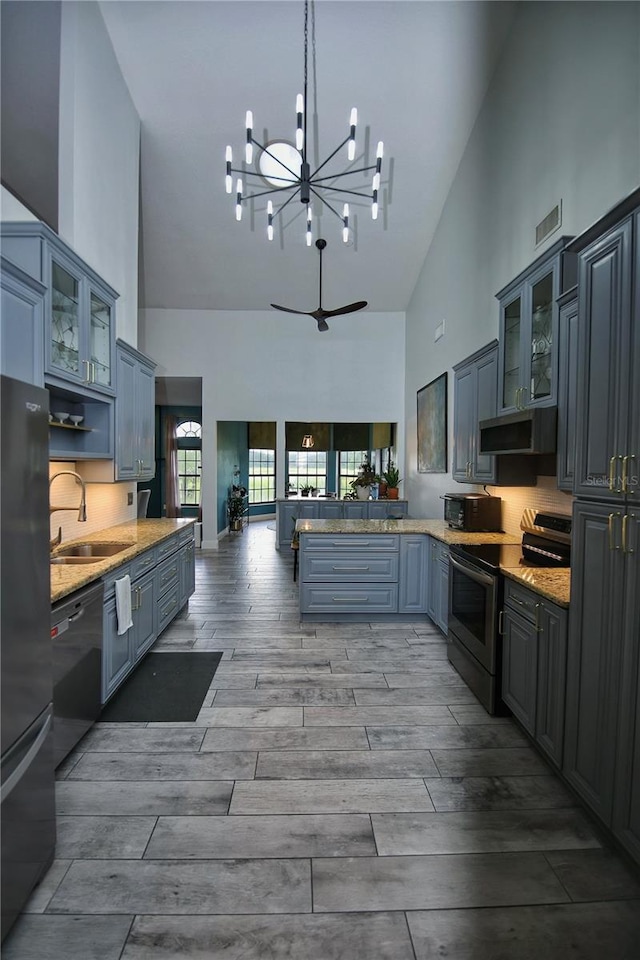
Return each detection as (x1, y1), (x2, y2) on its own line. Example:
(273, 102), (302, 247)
(501, 579), (567, 767)
(556, 289), (578, 490)
(571, 207), (639, 500)
(398, 536), (428, 613)
(426, 537), (449, 634)
(0, 256), (45, 387)
(564, 501), (626, 824)
(179, 539), (196, 609)
(342, 501), (368, 520)
(114, 340), (156, 481)
(502, 606), (538, 735)
(1, 221), (117, 397)
(131, 569), (156, 662)
(453, 341), (498, 483)
(101, 526), (196, 703)
(496, 237), (576, 414)
(368, 500), (409, 520)
(103, 596), (134, 702)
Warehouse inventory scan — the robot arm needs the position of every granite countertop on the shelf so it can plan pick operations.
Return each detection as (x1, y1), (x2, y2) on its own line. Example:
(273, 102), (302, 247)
(278, 496), (408, 502)
(295, 517), (521, 544)
(50, 518), (195, 604)
(501, 566), (571, 608)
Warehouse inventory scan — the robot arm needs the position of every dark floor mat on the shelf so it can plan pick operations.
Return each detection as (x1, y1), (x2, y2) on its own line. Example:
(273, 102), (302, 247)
(100, 652), (222, 722)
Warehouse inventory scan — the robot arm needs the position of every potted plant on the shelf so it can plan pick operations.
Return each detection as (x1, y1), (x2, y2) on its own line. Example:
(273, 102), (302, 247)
(350, 459), (380, 501)
(382, 462), (402, 499)
(228, 486), (247, 531)
(300, 483), (315, 497)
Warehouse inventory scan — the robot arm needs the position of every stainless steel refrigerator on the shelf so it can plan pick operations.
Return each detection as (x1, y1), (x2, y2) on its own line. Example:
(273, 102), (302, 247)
(1, 374), (56, 941)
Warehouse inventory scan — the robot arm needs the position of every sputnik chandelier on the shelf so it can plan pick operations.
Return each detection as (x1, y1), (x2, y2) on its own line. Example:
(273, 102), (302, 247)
(224, 0), (384, 245)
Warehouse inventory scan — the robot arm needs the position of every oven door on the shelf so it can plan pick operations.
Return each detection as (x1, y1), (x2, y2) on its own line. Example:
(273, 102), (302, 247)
(448, 552), (499, 673)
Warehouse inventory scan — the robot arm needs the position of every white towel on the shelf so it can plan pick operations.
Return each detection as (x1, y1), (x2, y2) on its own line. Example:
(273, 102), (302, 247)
(115, 574), (133, 635)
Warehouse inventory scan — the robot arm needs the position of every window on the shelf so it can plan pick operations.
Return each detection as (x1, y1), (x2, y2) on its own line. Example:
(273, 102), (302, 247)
(287, 451), (327, 494)
(176, 419), (202, 507)
(338, 450), (369, 497)
(249, 448), (275, 504)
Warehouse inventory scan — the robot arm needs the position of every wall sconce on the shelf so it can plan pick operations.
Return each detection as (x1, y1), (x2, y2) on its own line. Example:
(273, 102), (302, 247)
(301, 435), (314, 449)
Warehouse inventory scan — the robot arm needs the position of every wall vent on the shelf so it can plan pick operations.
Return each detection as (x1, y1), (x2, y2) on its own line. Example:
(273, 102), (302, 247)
(535, 201), (562, 247)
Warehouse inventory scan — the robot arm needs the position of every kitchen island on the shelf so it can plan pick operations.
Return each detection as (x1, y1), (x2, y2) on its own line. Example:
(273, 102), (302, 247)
(296, 518), (570, 619)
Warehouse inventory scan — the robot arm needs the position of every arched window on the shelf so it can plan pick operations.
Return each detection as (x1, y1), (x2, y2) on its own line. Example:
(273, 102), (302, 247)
(176, 419), (202, 506)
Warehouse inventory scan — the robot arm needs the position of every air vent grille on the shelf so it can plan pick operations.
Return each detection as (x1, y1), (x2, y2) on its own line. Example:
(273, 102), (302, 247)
(535, 201), (562, 246)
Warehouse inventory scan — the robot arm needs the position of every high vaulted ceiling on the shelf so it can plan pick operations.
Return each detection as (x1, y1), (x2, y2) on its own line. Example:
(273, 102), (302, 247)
(100, 1), (515, 314)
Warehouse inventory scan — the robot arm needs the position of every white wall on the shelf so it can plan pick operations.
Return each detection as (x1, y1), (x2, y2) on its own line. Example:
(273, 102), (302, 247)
(405, 0), (640, 520)
(58, 1), (140, 345)
(141, 307), (406, 546)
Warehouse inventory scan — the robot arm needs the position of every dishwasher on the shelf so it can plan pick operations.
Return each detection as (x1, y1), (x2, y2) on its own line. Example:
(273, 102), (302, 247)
(51, 581), (104, 767)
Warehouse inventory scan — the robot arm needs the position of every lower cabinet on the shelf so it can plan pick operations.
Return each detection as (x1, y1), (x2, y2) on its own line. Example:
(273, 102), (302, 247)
(299, 531), (428, 618)
(101, 528), (196, 703)
(427, 537), (450, 634)
(399, 536), (428, 613)
(501, 579), (567, 769)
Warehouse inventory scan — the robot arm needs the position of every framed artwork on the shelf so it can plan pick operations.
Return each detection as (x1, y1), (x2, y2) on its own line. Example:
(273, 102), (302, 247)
(417, 372), (448, 473)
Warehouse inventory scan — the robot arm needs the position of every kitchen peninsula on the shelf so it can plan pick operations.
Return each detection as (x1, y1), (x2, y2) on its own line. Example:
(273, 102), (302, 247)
(296, 518), (570, 620)
(275, 496), (409, 550)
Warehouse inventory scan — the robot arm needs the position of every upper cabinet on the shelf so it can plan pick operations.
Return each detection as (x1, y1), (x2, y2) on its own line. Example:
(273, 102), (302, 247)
(0, 256), (46, 387)
(114, 340), (156, 481)
(570, 192), (640, 502)
(0, 221), (117, 397)
(452, 341), (499, 483)
(496, 237), (576, 414)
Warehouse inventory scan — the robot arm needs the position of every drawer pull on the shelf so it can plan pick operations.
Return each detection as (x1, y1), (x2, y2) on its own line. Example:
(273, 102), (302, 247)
(335, 540), (371, 547)
(162, 599), (177, 615)
(332, 565), (370, 571)
(512, 596), (533, 610)
(332, 596), (369, 602)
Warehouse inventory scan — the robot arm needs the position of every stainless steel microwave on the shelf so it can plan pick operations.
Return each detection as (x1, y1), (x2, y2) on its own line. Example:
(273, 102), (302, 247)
(441, 493), (502, 532)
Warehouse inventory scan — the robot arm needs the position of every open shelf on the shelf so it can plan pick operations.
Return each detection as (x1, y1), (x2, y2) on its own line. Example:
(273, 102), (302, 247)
(49, 422), (92, 432)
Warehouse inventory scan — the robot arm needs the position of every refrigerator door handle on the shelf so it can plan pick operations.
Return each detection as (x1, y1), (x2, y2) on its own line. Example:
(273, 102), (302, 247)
(1, 713), (52, 804)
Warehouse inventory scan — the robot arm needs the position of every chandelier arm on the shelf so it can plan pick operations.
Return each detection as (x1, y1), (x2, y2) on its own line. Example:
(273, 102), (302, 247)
(244, 185), (300, 201)
(230, 167), (298, 185)
(303, 0), (309, 166)
(310, 135), (352, 179)
(271, 188), (302, 217)
(313, 186), (375, 199)
(308, 187), (344, 222)
(311, 165), (377, 184)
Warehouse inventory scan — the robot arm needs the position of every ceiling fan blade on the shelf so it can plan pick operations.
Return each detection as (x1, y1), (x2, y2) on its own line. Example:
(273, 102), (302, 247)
(322, 300), (368, 319)
(316, 318), (329, 333)
(270, 303), (313, 316)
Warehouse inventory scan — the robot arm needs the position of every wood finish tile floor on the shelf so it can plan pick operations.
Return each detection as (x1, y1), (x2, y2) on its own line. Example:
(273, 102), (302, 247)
(5, 521), (640, 959)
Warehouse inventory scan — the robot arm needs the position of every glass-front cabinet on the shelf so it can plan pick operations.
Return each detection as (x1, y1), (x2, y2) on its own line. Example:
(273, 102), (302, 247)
(46, 246), (116, 395)
(497, 237), (576, 414)
(0, 221), (117, 398)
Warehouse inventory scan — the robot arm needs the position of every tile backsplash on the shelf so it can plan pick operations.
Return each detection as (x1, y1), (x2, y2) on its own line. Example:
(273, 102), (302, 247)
(49, 462), (135, 543)
(487, 475), (574, 536)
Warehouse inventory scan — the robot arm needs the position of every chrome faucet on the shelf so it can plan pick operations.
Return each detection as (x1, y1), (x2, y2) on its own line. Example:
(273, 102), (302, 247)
(49, 470), (87, 551)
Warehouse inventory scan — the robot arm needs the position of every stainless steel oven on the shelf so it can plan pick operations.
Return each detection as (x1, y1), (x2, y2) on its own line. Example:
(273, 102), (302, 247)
(446, 511), (572, 715)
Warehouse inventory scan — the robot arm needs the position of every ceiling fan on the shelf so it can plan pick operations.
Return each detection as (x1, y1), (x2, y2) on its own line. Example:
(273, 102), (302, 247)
(271, 239), (367, 332)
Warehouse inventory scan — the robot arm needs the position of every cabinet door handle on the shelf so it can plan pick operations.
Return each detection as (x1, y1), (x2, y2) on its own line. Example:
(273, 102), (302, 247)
(624, 513), (636, 555)
(609, 455), (624, 494)
(622, 455), (637, 496)
(609, 512), (622, 550)
(535, 602), (543, 633)
(83, 359), (91, 383)
(498, 610), (504, 635)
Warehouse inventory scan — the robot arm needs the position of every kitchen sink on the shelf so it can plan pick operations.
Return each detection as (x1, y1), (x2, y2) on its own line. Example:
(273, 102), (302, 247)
(53, 542), (131, 558)
(51, 556), (106, 565)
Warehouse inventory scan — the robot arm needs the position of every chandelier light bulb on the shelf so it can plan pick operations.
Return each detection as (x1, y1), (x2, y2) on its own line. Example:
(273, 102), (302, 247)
(347, 107), (357, 161)
(306, 206), (313, 246)
(371, 199), (379, 221)
(235, 178), (243, 221)
(376, 141), (384, 160)
(342, 203), (350, 243)
(245, 111), (253, 164)
(372, 173), (380, 192)
(225, 146), (233, 193)
(296, 94), (304, 151)
(267, 200), (274, 241)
